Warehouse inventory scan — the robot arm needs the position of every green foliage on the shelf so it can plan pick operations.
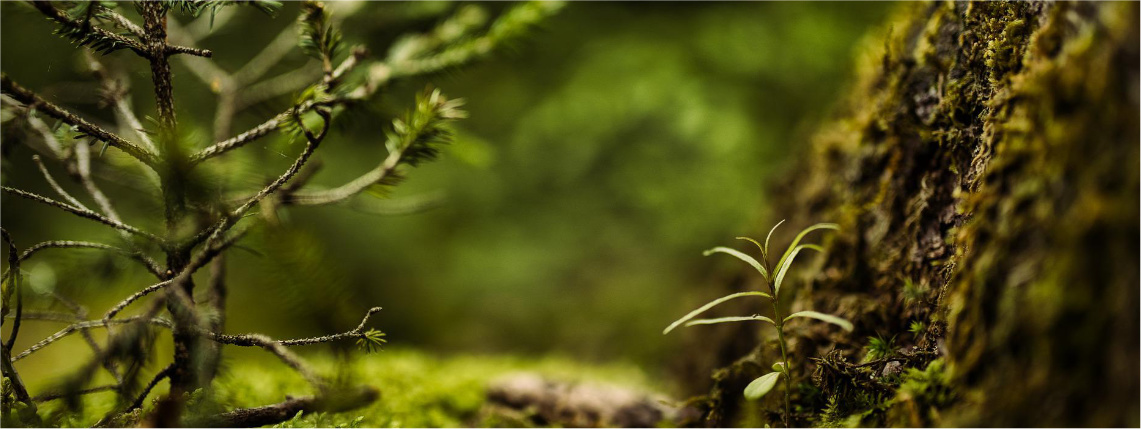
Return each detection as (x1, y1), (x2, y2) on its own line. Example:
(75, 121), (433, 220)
(161, 1), (281, 19)
(49, 3), (131, 56)
(665, 221), (845, 422)
(784, 311), (854, 332)
(907, 320), (926, 337)
(298, 1), (342, 70)
(863, 335), (896, 361)
(355, 329), (387, 354)
(895, 359), (954, 409)
(387, 89), (467, 167)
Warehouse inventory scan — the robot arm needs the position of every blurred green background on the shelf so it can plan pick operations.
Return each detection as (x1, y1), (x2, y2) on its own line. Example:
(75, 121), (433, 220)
(1, 1), (891, 383)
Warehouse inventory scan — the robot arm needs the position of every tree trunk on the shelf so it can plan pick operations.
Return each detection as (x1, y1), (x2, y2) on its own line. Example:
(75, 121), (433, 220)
(700, 1), (1139, 426)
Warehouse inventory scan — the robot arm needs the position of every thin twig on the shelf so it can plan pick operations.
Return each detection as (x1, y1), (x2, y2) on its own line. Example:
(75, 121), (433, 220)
(33, 384), (118, 402)
(12, 316), (171, 361)
(212, 307), (382, 347)
(2, 229), (25, 351)
(19, 240), (163, 278)
(1, 186), (162, 243)
(125, 363), (175, 412)
(166, 45), (213, 57)
(86, 52), (158, 154)
(33, 155), (90, 210)
(104, 228), (248, 321)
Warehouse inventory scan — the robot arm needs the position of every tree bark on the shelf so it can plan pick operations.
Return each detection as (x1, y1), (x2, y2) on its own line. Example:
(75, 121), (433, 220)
(700, 1), (1139, 426)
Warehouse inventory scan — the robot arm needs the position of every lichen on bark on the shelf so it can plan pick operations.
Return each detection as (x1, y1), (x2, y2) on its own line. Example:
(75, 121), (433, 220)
(696, 1), (1139, 426)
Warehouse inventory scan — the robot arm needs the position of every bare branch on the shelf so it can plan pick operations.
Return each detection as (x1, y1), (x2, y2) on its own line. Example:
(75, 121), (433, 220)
(105, 227), (248, 321)
(1, 186), (163, 243)
(85, 53), (158, 154)
(166, 45), (213, 58)
(1, 75), (158, 167)
(20, 240), (163, 278)
(125, 363), (175, 412)
(24, 108), (66, 158)
(217, 333), (327, 391)
(101, 9), (145, 38)
(33, 384), (117, 402)
(212, 307), (382, 347)
(12, 315), (171, 361)
(2, 228), (25, 351)
(33, 155), (90, 210)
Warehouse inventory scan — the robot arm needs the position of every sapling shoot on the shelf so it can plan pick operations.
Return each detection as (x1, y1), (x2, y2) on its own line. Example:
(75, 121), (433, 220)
(664, 221), (852, 426)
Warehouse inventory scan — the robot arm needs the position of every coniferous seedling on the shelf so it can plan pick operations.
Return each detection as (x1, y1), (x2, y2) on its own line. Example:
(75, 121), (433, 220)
(0, 1), (561, 426)
(664, 221), (851, 427)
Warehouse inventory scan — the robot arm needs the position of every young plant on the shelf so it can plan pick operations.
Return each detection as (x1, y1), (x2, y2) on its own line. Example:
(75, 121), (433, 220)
(664, 220), (851, 426)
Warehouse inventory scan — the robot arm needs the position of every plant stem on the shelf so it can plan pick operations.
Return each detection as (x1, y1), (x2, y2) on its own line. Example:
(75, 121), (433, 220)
(772, 301), (792, 427)
(765, 252), (792, 427)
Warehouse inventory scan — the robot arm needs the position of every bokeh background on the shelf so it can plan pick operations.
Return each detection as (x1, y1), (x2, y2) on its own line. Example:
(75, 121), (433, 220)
(1, 1), (891, 384)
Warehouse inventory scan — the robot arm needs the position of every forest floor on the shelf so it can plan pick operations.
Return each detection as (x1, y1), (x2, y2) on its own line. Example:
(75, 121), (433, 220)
(30, 348), (671, 428)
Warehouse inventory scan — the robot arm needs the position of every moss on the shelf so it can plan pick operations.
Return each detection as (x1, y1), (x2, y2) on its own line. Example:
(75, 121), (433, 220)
(28, 348), (665, 428)
(702, 1), (1139, 426)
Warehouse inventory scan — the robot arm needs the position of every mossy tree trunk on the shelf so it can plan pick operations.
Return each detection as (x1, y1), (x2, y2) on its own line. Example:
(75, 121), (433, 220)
(697, 2), (1139, 426)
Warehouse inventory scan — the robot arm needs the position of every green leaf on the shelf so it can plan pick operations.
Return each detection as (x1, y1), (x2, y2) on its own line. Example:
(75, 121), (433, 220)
(735, 237), (765, 260)
(773, 244), (824, 296)
(684, 315), (775, 328)
(663, 291), (771, 335)
(744, 372), (781, 400)
(783, 311), (854, 332)
(764, 219), (786, 261)
(703, 247), (768, 280)
(775, 223), (838, 271)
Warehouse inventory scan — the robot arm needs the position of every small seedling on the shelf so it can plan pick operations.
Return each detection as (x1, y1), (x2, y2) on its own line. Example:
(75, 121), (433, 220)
(865, 334), (897, 361)
(908, 320), (927, 337)
(664, 221), (851, 426)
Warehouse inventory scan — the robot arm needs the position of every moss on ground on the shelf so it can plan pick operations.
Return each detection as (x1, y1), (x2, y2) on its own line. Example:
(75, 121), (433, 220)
(28, 348), (667, 428)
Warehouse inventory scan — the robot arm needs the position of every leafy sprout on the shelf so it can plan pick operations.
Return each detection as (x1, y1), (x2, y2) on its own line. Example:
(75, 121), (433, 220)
(664, 221), (847, 426)
(865, 334), (896, 361)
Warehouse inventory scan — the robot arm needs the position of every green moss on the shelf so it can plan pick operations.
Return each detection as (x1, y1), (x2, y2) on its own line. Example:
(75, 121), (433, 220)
(29, 348), (664, 428)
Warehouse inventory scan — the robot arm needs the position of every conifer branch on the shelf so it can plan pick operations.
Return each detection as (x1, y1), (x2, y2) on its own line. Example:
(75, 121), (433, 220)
(30, 0), (147, 57)
(287, 89), (464, 206)
(1, 75), (159, 167)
